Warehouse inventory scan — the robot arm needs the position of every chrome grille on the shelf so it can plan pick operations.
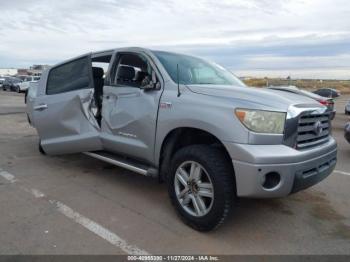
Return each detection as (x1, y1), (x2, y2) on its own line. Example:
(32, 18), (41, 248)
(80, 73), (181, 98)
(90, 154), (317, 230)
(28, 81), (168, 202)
(296, 113), (330, 149)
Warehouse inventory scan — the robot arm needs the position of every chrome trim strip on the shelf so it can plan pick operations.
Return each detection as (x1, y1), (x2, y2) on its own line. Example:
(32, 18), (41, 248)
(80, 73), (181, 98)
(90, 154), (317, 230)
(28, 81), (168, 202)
(287, 104), (327, 119)
(284, 104), (330, 149)
(297, 137), (330, 149)
(83, 152), (148, 175)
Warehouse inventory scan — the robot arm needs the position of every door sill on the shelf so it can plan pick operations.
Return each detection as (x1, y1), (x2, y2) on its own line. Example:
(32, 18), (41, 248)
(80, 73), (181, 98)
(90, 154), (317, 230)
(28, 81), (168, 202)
(83, 151), (158, 177)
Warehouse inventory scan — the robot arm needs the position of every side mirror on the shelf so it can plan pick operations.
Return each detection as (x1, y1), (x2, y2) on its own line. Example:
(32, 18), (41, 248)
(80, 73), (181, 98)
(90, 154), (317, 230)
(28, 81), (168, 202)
(141, 79), (156, 90)
(140, 71), (160, 90)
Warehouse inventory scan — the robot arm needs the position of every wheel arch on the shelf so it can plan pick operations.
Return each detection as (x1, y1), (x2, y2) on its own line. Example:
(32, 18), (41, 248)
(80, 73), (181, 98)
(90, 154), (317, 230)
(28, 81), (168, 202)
(158, 127), (235, 183)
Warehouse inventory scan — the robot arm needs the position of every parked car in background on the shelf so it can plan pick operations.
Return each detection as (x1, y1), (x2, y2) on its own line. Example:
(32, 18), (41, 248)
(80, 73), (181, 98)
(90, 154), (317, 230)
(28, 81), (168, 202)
(2, 77), (22, 91)
(2, 78), (11, 91)
(0, 77), (5, 88)
(17, 75), (40, 93)
(268, 86), (336, 119)
(345, 122), (350, 143)
(345, 101), (350, 115)
(26, 47), (337, 231)
(313, 88), (340, 98)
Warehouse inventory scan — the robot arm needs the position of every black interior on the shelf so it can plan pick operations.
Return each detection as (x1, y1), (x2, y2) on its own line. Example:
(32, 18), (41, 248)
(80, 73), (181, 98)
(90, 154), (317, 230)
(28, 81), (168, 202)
(114, 54), (150, 88)
(117, 66), (136, 84)
(92, 66), (104, 107)
(92, 67), (104, 124)
(91, 54), (112, 125)
(90, 53), (153, 126)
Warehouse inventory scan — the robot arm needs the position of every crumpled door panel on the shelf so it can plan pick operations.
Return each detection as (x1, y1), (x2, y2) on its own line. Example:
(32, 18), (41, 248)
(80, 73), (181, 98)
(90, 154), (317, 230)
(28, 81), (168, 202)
(34, 89), (102, 155)
(100, 86), (161, 163)
(40, 90), (99, 137)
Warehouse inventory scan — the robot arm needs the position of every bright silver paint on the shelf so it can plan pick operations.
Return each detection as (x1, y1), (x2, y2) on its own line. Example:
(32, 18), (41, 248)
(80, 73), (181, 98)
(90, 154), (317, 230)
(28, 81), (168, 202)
(26, 47), (337, 198)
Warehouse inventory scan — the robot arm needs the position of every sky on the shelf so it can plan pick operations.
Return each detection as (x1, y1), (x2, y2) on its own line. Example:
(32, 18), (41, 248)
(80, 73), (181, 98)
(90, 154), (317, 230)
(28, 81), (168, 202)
(0, 0), (350, 79)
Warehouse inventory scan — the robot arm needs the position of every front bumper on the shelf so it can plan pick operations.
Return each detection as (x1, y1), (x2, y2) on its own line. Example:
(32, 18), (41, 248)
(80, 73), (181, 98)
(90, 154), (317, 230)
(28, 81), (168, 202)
(224, 137), (337, 198)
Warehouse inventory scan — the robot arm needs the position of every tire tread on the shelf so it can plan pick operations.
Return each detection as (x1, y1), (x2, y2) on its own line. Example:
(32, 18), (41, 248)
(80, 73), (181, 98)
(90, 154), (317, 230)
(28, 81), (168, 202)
(168, 145), (235, 231)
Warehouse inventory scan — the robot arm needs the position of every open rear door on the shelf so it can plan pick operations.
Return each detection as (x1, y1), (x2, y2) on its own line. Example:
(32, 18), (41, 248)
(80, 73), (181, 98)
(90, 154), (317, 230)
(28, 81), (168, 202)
(32, 54), (102, 155)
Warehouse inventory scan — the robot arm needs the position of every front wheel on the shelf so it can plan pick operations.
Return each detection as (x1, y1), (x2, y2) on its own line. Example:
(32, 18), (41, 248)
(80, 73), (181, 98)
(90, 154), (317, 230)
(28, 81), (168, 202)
(38, 140), (46, 155)
(168, 145), (236, 231)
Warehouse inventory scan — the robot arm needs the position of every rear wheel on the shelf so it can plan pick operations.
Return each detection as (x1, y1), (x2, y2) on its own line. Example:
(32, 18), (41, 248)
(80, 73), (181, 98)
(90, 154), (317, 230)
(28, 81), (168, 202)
(168, 145), (235, 231)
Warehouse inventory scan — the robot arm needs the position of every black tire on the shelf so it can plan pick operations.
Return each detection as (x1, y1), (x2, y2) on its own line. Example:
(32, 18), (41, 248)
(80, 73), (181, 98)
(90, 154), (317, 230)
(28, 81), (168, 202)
(168, 145), (236, 231)
(39, 140), (46, 155)
(24, 90), (28, 104)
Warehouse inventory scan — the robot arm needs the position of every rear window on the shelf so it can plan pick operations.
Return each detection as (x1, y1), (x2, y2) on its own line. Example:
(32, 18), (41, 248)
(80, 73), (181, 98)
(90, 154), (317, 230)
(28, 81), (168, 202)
(46, 57), (90, 95)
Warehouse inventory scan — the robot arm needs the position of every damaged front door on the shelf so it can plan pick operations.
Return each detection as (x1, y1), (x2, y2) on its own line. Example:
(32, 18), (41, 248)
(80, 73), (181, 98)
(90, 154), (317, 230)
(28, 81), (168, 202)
(100, 52), (163, 164)
(32, 55), (102, 155)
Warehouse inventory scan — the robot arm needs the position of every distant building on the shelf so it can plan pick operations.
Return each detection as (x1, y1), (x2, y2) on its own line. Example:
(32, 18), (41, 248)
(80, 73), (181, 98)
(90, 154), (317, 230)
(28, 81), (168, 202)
(0, 65), (50, 77)
(17, 69), (29, 75)
(28, 65), (50, 76)
(30, 65), (50, 70)
(0, 68), (18, 76)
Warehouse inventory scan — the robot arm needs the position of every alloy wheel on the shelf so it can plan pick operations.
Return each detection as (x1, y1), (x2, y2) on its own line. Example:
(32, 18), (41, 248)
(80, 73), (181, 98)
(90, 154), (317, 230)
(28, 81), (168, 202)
(174, 161), (214, 217)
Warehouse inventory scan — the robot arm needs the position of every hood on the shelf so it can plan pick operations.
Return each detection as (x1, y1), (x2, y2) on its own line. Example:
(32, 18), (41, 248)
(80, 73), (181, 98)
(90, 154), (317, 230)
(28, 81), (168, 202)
(186, 84), (323, 111)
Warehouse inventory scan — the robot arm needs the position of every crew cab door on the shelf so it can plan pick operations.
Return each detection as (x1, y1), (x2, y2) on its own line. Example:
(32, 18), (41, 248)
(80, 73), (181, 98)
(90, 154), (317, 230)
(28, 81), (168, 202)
(32, 55), (102, 155)
(101, 52), (163, 164)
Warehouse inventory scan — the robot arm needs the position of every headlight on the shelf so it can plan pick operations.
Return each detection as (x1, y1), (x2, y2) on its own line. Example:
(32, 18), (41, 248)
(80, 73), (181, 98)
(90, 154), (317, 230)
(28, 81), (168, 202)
(235, 109), (286, 134)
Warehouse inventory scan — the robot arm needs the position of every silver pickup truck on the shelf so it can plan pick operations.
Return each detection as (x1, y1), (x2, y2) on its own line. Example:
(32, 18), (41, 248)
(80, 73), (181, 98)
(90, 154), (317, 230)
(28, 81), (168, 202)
(27, 47), (337, 231)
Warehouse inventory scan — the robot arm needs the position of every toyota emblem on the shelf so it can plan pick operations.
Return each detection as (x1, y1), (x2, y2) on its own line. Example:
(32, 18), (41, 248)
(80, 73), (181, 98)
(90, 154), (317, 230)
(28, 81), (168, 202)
(313, 121), (323, 136)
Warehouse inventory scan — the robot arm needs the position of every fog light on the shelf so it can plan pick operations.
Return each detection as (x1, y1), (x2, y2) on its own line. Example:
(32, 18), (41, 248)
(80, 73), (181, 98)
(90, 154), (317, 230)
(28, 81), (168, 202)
(262, 172), (281, 190)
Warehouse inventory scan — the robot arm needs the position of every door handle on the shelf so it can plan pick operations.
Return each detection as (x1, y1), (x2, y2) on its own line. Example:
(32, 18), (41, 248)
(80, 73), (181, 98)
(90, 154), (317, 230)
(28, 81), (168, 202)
(34, 104), (48, 111)
(105, 95), (117, 100)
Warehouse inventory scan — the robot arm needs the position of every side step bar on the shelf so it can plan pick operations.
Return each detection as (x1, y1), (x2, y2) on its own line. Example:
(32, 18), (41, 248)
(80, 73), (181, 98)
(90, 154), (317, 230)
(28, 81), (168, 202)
(83, 151), (158, 178)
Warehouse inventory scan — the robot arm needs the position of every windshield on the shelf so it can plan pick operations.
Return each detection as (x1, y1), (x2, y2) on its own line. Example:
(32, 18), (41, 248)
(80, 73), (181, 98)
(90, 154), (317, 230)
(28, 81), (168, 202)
(154, 51), (245, 87)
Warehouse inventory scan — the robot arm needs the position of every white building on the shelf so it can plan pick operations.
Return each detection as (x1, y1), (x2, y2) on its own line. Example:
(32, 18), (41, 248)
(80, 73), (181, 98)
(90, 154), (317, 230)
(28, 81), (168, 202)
(0, 68), (18, 76)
